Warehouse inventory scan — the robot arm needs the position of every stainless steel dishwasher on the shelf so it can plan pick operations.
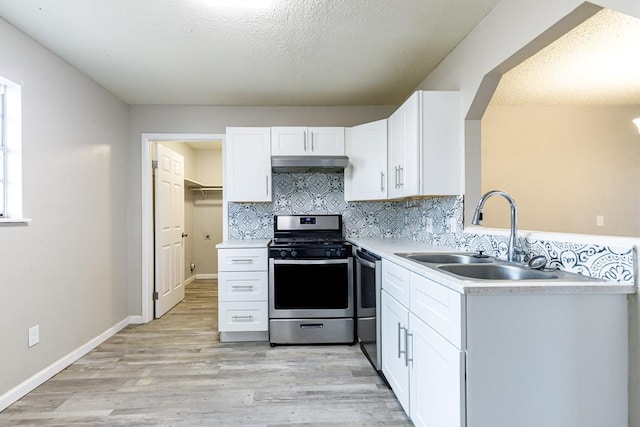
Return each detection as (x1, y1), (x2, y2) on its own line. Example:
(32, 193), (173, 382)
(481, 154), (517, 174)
(354, 248), (383, 374)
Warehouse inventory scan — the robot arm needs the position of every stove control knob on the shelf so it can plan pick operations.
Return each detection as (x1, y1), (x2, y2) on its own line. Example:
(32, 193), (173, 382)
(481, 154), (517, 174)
(325, 249), (332, 257)
(291, 250), (298, 258)
(335, 249), (343, 257)
(279, 250), (287, 258)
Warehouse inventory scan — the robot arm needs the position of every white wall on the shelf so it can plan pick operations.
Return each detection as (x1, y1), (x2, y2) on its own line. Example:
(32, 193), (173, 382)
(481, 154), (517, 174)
(415, 0), (640, 423)
(0, 17), (129, 403)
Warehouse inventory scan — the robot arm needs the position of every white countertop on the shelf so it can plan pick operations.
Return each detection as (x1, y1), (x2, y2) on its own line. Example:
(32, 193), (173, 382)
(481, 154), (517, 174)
(349, 237), (636, 295)
(216, 239), (271, 249)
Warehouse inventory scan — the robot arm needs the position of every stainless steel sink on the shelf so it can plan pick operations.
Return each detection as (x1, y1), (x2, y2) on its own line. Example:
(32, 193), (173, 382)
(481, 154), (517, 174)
(437, 263), (559, 281)
(396, 252), (493, 264)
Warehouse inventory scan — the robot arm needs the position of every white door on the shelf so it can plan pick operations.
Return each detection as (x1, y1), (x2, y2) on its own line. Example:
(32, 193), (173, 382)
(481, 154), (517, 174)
(154, 144), (186, 318)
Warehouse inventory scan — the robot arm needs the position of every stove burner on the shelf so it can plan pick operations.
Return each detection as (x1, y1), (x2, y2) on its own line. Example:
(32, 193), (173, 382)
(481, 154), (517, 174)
(269, 215), (351, 259)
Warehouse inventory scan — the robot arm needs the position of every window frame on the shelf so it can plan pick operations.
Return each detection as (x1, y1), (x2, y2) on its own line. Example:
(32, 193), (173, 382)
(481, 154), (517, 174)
(0, 83), (6, 218)
(0, 75), (28, 224)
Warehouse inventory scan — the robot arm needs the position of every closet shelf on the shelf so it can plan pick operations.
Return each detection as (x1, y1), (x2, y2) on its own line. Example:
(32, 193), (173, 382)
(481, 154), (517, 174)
(185, 178), (222, 199)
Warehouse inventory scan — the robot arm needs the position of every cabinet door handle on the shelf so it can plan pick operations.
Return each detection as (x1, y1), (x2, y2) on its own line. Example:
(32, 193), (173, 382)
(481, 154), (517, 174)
(380, 171), (385, 191)
(398, 322), (406, 359)
(398, 166), (404, 187)
(265, 175), (269, 195)
(231, 259), (253, 264)
(310, 131), (314, 152)
(304, 130), (307, 151)
(406, 331), (413, 366)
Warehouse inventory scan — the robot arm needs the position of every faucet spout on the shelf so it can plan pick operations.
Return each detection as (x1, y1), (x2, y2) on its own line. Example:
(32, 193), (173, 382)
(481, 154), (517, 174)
(472, 190), (523, 262)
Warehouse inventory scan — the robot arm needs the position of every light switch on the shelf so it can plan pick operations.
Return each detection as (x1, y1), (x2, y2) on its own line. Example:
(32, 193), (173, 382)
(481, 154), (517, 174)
(596, 215), (605, 227)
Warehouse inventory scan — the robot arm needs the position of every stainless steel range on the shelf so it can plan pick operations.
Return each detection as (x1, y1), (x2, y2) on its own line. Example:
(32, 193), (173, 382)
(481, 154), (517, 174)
(268, 214), (354, 346)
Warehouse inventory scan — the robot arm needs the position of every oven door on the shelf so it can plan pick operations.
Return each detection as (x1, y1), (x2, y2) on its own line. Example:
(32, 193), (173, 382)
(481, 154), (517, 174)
(269, 258), (353, 319)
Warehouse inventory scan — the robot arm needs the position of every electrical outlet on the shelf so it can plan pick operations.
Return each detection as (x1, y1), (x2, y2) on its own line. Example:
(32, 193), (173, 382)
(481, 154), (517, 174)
(596, 215), (605, 227)
(28, 325), (39, 348)
(426, 217), (433, 233)
(449, 217), (457, 233)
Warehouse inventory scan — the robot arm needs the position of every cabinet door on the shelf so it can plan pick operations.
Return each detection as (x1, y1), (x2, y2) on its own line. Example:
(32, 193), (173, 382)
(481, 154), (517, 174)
(387, 92), (419, 198)
(381, 290), (410, 414)
(344, 119), (387, 201)
(271, 127), (307, 155)
(307, 127), (345, 155)
(420, 91), (461, 195)
(225, 127), (272, 202)
(409, 314), (465, 427)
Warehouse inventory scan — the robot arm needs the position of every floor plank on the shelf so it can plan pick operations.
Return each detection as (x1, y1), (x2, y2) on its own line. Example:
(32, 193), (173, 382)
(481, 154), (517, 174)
(0, 280), (412, 426)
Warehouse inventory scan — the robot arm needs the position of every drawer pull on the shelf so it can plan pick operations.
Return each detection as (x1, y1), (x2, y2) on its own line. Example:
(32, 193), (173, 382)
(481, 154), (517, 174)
(231, 285), (254, 291)
(232, 315), (254, 322)
(300, 323), (324, 329)
(231, 259), (253, 264)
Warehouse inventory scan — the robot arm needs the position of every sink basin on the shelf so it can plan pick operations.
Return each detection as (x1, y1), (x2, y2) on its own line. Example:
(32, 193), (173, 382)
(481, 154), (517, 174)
(396, 252), (493, 264)
(437, 264), (559, 281)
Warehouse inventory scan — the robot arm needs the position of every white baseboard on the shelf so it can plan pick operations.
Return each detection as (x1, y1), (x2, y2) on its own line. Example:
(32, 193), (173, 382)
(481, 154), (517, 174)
(0, 317), (130, 412)
(128, 315), (145, 325)
(195, 273), (218, 280)
(184, 275), (196, 286)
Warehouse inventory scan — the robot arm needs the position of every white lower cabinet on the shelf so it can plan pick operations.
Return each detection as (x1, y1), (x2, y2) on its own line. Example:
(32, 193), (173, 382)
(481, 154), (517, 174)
(381, 288), (464, 427)
(380, 257), (628, 427)
(381, 290), (410, 412)
(409, 313), (465, 427)
(217, 247), (268, 342)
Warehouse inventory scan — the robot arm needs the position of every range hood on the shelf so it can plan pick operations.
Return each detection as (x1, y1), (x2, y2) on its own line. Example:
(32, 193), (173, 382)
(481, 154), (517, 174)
(271, 155), (349, 173)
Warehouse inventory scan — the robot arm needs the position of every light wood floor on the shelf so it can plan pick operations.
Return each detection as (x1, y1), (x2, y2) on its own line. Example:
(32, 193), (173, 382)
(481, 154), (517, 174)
(0, 280), (412, 426)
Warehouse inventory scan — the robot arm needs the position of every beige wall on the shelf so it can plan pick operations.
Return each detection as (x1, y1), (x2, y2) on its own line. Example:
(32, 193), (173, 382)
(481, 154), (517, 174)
(482, 104), (640, 236)
(0, 17), (129, 399)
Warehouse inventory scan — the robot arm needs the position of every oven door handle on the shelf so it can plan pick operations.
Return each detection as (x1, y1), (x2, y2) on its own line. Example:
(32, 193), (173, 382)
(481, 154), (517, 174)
(271, 259), (350, 265)
(354, 254), (376, 269)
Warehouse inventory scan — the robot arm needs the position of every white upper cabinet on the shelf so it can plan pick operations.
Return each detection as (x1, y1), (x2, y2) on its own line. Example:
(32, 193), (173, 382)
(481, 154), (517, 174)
(387, 91), (461, 199)
(344, 119), (388, 201)
(271, 127), (345, 156)
(420, 91), (461, 195)
(387, 92), (420, 199)
(225, 127), (272, 202)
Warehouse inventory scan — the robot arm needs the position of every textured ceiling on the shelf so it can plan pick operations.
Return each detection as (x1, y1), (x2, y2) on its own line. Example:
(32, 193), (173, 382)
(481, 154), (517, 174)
(492, 8), (640, 106)
(0, 0), (500, 106)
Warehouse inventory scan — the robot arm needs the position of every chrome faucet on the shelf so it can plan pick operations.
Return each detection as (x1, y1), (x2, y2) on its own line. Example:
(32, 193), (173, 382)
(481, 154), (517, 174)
(472, 190), (525, 263)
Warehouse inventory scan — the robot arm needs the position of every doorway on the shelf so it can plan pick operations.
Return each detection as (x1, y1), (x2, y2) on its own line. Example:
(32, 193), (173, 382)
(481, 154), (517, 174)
(141, 133), (227, 323)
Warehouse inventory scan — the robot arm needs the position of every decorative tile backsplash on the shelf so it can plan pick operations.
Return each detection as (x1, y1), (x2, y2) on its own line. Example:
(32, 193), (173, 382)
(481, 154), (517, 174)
(229, 173), (635, 283)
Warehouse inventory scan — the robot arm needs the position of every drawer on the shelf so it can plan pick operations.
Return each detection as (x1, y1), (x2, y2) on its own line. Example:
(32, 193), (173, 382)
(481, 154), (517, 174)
(218, 271), (268, 302)
(218, 248), (268, 271)
(381, 259), (411, 308)
(410, 272), (463, 348)
(218, 301), (268, 332)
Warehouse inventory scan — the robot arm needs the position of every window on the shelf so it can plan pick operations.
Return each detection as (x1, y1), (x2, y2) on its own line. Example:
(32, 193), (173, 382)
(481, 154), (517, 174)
(0, 84), (5, 217)
(0, 75), (25, 223)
